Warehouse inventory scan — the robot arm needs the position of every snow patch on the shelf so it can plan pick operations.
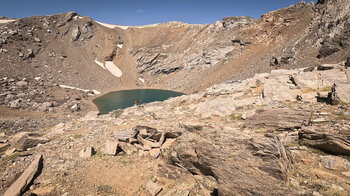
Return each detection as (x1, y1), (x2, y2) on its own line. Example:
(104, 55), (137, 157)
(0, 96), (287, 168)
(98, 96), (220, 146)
(94, 59), (106, 69)
(0, 19), (16, 24)
(139, 78), (145, 83)
(97, 21), (159, 30)
(59, 85), (101, 95)
(105, 61), (122, 77)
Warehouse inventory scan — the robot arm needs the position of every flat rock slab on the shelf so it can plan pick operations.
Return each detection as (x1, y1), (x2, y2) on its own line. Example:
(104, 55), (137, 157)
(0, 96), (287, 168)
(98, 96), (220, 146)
(244, 108), (311, 131)
(4, 155), (43, 196)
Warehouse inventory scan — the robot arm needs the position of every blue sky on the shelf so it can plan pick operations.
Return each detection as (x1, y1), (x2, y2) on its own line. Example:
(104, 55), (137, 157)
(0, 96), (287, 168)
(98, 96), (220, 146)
(1, 0), (315, 25)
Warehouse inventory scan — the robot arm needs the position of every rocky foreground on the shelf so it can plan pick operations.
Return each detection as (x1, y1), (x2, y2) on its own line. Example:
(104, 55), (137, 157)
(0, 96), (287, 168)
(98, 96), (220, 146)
(1, 62), (349, 195)
(1, 0), (350, 195)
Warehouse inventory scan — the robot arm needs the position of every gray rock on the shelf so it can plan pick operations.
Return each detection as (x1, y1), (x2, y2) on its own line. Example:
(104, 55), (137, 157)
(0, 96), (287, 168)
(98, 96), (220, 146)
(24, 49), (35, 59)
(115, 129), (137, 142)
(56, 12), (77, 27)
(71, 26), (81, 41)
(70, 104), (80, 112)
(4, 155), (43, 196)
(79, 147), (95, 158)
(222, 16), (256, 28)
(319, 155), (350, 170)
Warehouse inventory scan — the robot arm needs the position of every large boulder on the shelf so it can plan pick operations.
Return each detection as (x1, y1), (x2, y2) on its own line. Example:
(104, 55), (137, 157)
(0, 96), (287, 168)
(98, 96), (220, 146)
(244, 108), (311, 131)
(169, 127), (294, 195)
(9, 132), (49, 151)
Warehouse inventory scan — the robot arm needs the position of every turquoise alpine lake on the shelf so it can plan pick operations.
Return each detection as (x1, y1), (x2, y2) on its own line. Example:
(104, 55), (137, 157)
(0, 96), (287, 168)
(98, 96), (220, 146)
(93, 89), (184, 114)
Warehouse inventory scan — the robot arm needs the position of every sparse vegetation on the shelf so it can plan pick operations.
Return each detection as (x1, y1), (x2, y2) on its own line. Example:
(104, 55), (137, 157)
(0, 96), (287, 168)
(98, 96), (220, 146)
(4, 153), (19, 161)
(230, 113), (243, 121)
(300, 86), (332, 94)
(72, 134), (83, 139)
(332, 112), (350, 120)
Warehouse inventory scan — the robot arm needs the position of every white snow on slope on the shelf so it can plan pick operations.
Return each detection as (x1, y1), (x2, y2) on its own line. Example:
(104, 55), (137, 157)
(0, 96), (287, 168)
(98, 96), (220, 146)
(0, 19), (16, 24)
(97, 21), (159, 30)
(105, 61), (122, 77)
(59, 85), (101, 95)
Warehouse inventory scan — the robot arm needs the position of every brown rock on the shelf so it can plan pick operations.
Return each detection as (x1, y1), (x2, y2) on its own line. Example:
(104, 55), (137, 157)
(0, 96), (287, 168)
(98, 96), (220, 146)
(146, 180), (163, 196)
(0, 142), (10, 153)
(10, 132), (49, 151)
(170, 130), (294, 195)
(4, 155), (43, 196)
(161, 138), (176, 149)
(299, 129), (350, 156)
(101, 141), (119, 156)
(149, 148), (161, 159)
(79, 147), (95, 158)
(244, 108), (311, 131)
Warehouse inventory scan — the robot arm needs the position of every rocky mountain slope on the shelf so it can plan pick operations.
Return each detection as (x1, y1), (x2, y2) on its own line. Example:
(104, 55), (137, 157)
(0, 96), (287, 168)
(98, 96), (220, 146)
(0, 0), (350, 195)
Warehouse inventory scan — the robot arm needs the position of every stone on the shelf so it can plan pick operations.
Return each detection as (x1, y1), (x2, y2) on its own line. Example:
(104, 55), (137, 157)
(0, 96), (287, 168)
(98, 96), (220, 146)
(146, 180), (163, 196)
(170, 130), (293, 195)
(335, 83), (350, 103)
(70, 104), (80, 112)
(101, 141), (119, 156)
(299, 129), (350, 156)
(5, 147), (16, 156)
(34, 37), (41, 42)
(319, 155), (350, 170)
(137, 135), (160, 150)
(79, 147), (95, 158)
(317, 64), (336, 70)
(342, 171), (350, 177)
(71, 26), (81, 41)
(10, 99), (22, 108)
(244, 108), (311, 131)
(311, 118), (329, 123)
(57, 12), (77, 27)
(161, 138), (176, 149)
(149, 148), (161, 159)
(222, 16), (256, 28)
(115, 129), (137, 142)
(0, 142), (10, 152)
(4, 155), (43, 196)
(16, 81), (28, 87)
(24, 49), (35, 59)
(10, 132), (50, 151)
(139, 150), (149, 157)
(346, 57), (350, 68)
